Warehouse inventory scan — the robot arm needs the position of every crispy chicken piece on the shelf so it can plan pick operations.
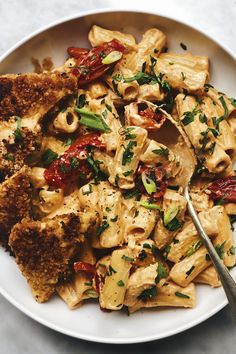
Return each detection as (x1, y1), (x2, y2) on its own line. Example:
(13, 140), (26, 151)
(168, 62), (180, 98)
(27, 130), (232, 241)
(9, 211), (97, 303)
(0, 71), (77, 179)
(0, 71), (77, 121)
(0, 166), (32, 248)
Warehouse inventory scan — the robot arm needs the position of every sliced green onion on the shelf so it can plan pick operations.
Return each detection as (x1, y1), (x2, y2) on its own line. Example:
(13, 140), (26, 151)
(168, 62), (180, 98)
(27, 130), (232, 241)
(75, 108), (111, 133)
(163, 206), (179, 226)
(137, 201), (161, 211)
(102, 51), (123, 65)
(141, 172), (157, 195)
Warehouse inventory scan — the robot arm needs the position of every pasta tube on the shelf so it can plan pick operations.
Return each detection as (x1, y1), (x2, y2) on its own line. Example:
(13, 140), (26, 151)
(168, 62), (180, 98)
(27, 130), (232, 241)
(194, 266), (221, 288)
(109, 126), (147, 189)
(99, 248), (132, 310)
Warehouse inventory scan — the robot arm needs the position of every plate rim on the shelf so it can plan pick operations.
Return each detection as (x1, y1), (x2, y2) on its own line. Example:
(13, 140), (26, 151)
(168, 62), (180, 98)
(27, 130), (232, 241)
(0, 7), (234, 344)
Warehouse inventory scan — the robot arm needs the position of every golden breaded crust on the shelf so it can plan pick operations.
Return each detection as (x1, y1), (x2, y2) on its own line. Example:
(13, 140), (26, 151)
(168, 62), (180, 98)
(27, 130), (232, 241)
(9, 214), (84, 303)
(0, 166), (32, 248)
(0, 128), (42, 180)
(0, 71), (77, 120)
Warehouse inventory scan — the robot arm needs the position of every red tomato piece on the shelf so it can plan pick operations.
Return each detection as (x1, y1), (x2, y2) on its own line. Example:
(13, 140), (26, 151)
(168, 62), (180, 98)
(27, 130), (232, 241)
(74, 261), (96, 276)
(207, 176), (236, 202)
(69, 39), (125, 86)
(44, 133), (104, 188)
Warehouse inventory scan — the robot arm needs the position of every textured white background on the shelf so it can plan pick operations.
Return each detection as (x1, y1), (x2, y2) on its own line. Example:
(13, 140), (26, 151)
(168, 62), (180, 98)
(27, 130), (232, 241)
(0, 0), (236, 353)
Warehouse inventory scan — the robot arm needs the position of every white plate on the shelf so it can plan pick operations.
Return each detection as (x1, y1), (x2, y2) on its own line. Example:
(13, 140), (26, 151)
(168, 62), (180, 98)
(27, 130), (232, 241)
(0, 8), (235, 344)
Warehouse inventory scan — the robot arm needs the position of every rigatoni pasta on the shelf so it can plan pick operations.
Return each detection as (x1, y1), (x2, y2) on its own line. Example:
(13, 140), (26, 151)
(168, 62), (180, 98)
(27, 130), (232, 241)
(2, 24), (235, 315)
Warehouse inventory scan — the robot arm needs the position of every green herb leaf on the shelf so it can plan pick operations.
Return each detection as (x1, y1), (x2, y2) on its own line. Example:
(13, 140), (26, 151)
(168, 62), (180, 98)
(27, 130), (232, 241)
(120, 127), (137, 140)
(164, 217), (182, 232)
(123, 170), (134, 177)
(75, 108), (111, 132)
(13, 116), (22, 140)
(122, 141), (137, 165)
(215, 242), (225, 259)
(137, 286), (157, 301)
(122, 186), (140, 200)
(155, 263), (168, 283)
(117, 280), (125, 287)
(3, 153), (15, 161)
(96, 222), (109, 236)
(41, 149), (58, 167)
(63, 138), (74, 147)
(180, 43), (187, 50)
(122, 255), (134, 262)
(77, 94), (87, 108)
(199, 114), (207, 123)
(175, 291), (190, 299)
(229, 97), (236, 108)
(152, 147), (169, 157)
(186, 240), (202, 257)
(185, 265), (195, 277)
(143, 243), (152, 249)
(107, 265), (117, 276)
(182, 106), (200, 126)
(112, 79), (122, 97)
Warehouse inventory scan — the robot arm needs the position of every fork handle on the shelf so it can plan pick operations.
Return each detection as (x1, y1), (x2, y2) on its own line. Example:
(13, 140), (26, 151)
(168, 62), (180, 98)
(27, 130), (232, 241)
(184, 187), (236, 322)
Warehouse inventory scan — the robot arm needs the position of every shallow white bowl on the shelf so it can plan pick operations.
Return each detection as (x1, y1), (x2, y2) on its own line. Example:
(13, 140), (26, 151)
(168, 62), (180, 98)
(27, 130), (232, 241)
(0, 8), (235, 344)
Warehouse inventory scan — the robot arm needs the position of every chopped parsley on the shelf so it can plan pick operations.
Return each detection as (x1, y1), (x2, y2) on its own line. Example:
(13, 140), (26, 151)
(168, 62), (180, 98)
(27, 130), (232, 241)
(84, 281), (92, 286)
(120, 127), (137, 140)
(122, 141), (137, 165)
(111, 79), (122, 97)
(152, 147), (169, 157)
(212, 96), (229, 130)
(229, 246), (235, 255)
(137, 286), (157, 301)
(180, 42), (187, 50)
(199, 114), (207, 124)
(41, 149), (58, 167)
(117, 280), (125, 287)
(229, 97), (236, 107)
(122, 255), (134, 262)
(215, 242), (225, 259)
(182, 106), (200, 126)
(76, 94), (87, 108)
(181, 72), (186, 81)
(122, 186), (140, 199)
(205, 253), (211, 261)
(3, 153), (15, 161)
(155, 263), (168, 283)
(186, 240), (202, 257)
(164, 217), (182, 232)
(123, 170), (134, 177)
(137, 250), (147, 261)
(105, 103), (112, 112)
(175, 291), (190, 299)
(96, 222), (109, 236)
(13, 116), (22, 140)
(107, 265), (117, 276)
(185, 266), (195, 277)
(63, 138), (74, 147)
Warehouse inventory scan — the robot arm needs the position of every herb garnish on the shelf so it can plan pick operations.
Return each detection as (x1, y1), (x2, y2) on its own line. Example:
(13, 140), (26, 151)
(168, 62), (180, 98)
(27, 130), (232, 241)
(175, 292), (190, 299)
(155, 263), (168, 283)
(215, 242), (225, 259)
(117, 280), (125, 287)
(186, 240), (202, 257)
(180, 42), (187, 50)
(41, 149), (58, 167)
(122, 255), (134, 262)
(13, 116), (22, 140)
(122, 141), (137, 165)
(75, 108), (111, 132)
(96, 222), (109, 236)
(107, 265), (117, 276)
(137, 286), (157, 301)
(182, 106), (200, 126)
(137, 201), (161, 211)
(185, 266), (195, 277)
(77, 94), (87, 108)
(152, 147), (169, 157)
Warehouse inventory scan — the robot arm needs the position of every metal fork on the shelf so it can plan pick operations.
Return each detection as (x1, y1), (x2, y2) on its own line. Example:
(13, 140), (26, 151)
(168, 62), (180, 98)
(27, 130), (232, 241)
(184, 185), (236, 322)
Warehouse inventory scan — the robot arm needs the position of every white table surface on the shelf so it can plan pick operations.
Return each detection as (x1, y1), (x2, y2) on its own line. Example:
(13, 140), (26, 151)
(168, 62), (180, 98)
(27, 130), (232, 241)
(0, 0), (235, 353)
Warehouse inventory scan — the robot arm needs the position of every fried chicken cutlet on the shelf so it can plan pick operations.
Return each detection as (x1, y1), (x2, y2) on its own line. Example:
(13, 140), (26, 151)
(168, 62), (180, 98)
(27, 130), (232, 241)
(9, 212), (97, 302)
(0, 71), (77, 180)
